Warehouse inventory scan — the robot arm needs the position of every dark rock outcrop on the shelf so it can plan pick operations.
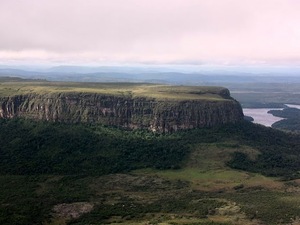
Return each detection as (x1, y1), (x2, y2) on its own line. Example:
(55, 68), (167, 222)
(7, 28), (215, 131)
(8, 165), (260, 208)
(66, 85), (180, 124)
(0, 91), (243, 133)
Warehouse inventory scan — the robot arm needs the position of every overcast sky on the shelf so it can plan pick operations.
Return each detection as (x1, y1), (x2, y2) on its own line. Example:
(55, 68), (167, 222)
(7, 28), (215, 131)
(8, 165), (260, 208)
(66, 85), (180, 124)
(0, 0), (300, 66)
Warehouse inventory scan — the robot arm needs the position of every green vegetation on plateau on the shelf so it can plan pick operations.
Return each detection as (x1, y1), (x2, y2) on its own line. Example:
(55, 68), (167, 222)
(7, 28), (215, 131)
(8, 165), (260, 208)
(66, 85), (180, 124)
(0, 78), (230, 101)
(1, 118), (300, 225)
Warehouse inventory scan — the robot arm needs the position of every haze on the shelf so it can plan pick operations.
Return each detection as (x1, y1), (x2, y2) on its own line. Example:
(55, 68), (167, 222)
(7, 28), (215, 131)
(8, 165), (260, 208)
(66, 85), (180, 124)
(0, 0), (300, 66)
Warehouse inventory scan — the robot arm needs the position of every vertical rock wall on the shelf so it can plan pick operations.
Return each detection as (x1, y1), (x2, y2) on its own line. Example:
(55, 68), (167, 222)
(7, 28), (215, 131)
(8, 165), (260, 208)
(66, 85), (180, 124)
(0, 92), (243, 133)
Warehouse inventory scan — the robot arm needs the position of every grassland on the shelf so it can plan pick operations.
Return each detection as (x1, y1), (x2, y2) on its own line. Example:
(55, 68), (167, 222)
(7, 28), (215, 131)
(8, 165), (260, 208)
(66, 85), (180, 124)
(0, 78), (230, 101)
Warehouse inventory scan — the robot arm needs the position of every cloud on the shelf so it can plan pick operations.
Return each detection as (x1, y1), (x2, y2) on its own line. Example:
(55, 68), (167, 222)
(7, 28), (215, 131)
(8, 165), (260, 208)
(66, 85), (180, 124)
(0, 0), (300, 65)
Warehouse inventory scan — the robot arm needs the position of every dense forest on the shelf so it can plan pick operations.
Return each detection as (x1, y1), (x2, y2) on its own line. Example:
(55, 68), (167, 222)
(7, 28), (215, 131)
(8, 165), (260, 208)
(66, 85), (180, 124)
(0, 119), (188, 175)
(1, 119), (300, 224)
(1, 119), (300, 178)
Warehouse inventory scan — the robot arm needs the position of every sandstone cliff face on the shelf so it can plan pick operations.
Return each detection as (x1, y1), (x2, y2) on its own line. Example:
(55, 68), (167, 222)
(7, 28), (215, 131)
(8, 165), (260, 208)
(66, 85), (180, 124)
(0, 92), (243, 133)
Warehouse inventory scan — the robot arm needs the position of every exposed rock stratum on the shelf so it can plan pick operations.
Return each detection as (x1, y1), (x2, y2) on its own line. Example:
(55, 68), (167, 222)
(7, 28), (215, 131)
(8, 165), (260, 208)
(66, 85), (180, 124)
(0, 83), (243, 133)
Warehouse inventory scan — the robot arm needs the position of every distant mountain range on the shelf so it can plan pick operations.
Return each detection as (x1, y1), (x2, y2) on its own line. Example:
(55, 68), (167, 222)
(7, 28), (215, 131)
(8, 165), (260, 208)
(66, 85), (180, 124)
(0, 65), (300, 84)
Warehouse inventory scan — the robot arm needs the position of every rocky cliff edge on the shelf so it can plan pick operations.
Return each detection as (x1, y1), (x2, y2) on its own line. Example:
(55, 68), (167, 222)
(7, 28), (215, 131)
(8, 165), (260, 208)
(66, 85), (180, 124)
(0, 82), (244, 133)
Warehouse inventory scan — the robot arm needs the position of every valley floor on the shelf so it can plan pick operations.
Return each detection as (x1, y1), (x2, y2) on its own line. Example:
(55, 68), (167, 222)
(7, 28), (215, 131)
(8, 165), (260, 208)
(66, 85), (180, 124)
(2, 143), (300, 225)
(1, 119), (300, 225)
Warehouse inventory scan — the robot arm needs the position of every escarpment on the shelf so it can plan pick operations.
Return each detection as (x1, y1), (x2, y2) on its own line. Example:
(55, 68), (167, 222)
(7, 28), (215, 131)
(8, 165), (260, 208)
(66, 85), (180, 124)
(0, 88), (243, 133)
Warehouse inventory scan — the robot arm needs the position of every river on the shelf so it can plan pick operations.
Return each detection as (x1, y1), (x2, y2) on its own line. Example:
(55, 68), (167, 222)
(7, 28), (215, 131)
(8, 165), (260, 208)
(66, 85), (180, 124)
(243, 108), (284, 127)
(243, 104), (300, 127)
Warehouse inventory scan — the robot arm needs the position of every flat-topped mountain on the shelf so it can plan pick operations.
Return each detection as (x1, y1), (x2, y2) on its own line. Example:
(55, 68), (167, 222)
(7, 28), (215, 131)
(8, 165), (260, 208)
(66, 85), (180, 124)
(0, 80), (243, 132)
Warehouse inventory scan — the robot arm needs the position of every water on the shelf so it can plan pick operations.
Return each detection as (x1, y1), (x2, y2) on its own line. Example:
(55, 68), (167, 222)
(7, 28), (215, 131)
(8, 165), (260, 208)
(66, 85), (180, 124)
(243, 108), (284, 127)
(244, 104), (300, 127)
